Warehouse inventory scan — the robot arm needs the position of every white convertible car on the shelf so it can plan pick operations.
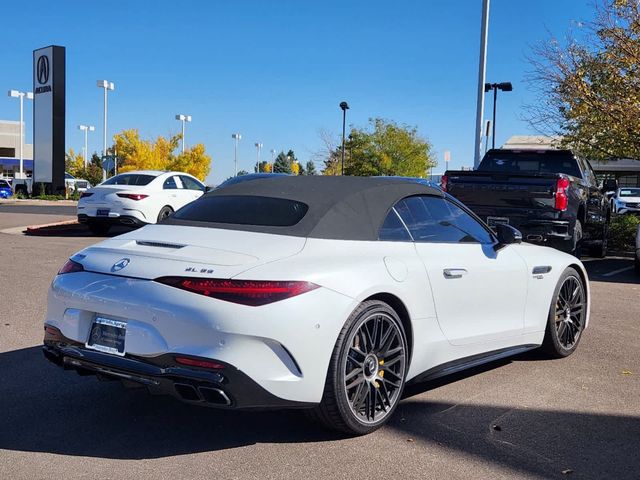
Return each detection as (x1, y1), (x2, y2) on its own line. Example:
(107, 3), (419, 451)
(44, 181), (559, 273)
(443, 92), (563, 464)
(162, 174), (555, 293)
(43, 177), (589, 434)
(77, 170), (207, 235)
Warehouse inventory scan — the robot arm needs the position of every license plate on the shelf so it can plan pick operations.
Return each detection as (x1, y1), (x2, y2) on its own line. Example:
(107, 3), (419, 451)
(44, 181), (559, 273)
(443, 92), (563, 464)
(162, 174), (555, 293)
(487, 216), (510, 227)
(96, 209), (110, 217)
(86, 317), (126, 356)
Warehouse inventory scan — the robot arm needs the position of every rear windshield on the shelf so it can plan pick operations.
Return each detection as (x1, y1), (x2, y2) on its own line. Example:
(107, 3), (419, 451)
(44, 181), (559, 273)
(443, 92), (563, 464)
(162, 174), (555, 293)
(479, 152), (582, 178)
(172, 195), (309, 226)
(102, 174), (156, 186)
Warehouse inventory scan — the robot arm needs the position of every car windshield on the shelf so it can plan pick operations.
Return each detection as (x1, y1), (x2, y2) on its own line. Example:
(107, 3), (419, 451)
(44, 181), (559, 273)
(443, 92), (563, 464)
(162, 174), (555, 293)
(102, 174), (156, 186)
(172, 195), (309, 226)
(478, 152), (582, 178)
(619, 188), (640, 197)
(0, 180), (10, 188)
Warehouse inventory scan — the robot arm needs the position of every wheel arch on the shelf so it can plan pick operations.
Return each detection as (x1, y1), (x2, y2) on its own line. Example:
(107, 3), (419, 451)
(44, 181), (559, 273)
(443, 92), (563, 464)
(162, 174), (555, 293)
(568, 262), (590, 327)
(363, 292), (413, 364)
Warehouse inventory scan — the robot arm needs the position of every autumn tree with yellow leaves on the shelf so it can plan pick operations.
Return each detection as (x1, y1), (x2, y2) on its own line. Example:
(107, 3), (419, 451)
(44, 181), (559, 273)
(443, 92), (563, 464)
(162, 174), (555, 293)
(112, 129), (211, 181)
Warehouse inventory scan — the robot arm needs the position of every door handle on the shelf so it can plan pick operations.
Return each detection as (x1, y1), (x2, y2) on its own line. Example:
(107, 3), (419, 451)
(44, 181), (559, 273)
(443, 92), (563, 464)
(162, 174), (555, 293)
(443, 268), (468, 279)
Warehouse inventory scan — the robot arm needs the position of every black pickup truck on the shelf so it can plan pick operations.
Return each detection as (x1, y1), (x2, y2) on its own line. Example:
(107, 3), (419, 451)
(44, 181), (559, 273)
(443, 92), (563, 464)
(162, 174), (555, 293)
(443, 149), (611, 257)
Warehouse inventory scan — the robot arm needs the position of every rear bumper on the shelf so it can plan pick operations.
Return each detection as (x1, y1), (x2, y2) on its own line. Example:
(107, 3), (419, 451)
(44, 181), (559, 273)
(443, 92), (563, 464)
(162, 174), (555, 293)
(78, 214), (148, 227)
(43, 332), (314, 409)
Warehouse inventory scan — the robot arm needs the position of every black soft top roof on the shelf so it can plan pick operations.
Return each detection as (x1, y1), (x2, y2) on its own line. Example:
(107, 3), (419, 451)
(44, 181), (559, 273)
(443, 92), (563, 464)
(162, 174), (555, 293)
(164, 176), (443, 241)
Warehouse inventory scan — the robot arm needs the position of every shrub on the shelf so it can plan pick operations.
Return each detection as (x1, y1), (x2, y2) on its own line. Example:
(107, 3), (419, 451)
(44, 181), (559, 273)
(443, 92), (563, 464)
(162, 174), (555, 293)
(609, 214), (640, 252)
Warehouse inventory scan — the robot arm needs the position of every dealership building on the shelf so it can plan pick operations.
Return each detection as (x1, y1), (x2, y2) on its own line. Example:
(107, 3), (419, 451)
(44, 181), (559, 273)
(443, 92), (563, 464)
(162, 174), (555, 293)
(503, 136), (640, 187)
(0, 120), (33, 179)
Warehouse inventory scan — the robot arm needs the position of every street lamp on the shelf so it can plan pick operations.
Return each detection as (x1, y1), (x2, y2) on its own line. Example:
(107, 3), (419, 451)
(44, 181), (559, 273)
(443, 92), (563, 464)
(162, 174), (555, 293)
(339, 101), (349, 175)
(484, 82), (512, 149)
(78, 125), (95, 168)
(270, 149), (276, 173)
(175, 114), (192, 153)
(231, 133), (242, 176)
(97, 80), (115, 181)
(254, 142), (263, 172)
(7, 90), (34, 179)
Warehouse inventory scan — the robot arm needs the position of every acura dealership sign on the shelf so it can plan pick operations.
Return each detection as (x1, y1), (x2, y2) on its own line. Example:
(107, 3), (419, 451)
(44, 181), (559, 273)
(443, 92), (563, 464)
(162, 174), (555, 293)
(33, 45), (65, 191)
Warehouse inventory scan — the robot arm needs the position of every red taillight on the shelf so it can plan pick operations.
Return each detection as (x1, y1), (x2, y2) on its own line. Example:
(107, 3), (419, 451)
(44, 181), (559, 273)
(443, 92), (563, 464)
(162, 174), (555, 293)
(175, 356), (225, 370)
(58, 259), (84, 275)
(155, 277), (319, 306)
(80, 192), (93, 198)
(117, 193), (149, 201)
(441, 174), (448, 192)
(555, 177), (570, 211)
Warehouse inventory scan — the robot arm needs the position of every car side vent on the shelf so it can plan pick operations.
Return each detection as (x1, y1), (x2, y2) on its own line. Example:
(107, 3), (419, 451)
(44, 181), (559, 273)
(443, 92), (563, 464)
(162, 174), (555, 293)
(136, 240), (185, 249)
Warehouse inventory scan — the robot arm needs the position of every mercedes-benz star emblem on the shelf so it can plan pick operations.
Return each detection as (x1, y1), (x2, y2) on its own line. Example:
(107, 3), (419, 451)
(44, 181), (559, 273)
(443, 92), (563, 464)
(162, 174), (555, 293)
(111, 258), (130, 272)
(37, 55), (50, 84)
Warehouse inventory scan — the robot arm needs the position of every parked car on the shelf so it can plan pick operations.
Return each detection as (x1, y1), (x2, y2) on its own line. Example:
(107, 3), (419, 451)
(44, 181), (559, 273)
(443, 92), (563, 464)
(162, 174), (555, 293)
(443, 149), (610, 257)
(65, 172), (92, 193)
(77, 170), (207, 235)
(610, 187), (640, 214)
(0, 179), (12, 198)
(44, 176), (590, 435)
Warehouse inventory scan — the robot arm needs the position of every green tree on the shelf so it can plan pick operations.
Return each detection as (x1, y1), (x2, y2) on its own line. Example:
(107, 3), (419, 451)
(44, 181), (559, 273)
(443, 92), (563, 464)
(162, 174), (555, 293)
(322, 118), (435, 177)
(527, 0), (640, 160)
(305, 160), (317, 175)
(237, 169), (249, 176)
(65, 149), (105, 187)
(273, 151), (293, 174)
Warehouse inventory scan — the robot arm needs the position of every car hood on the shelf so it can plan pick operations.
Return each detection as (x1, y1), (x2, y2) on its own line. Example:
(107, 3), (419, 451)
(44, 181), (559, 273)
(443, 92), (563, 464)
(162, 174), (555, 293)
(73, 224), (306, 280)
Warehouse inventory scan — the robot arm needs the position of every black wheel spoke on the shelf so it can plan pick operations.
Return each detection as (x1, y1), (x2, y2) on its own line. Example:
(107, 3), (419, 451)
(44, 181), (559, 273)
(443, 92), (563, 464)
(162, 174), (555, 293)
(554, 276), (584, 349)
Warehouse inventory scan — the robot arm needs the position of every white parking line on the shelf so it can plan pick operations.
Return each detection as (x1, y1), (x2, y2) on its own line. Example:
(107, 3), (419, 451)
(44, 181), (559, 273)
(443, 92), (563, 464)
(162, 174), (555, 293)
(601, 266), (634, 277)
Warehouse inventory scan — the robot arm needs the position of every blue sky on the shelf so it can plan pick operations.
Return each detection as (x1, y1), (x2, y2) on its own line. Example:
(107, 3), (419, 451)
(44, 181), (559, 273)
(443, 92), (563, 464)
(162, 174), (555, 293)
(0, 0), (594, 184)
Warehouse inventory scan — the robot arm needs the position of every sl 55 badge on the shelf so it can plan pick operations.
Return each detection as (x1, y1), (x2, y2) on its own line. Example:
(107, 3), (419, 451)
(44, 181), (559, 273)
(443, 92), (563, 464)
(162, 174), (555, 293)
(185, 267), (214, 274)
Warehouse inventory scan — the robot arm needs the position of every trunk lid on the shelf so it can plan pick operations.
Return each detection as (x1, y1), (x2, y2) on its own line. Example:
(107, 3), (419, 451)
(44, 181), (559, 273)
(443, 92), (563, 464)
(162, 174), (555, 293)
(76, 224), (306, 280)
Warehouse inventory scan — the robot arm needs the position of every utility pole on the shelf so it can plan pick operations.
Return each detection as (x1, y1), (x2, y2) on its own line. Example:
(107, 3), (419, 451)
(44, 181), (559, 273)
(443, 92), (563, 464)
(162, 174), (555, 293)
(473, 0), (490, 169)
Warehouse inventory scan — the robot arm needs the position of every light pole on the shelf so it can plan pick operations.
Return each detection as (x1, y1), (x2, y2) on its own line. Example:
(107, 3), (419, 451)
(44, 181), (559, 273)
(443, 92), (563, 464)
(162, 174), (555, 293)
(8, 90), (34, 179)
(339, 101), (349, 175)
(175, 114), (192, 153)
(254, 142), (263, 172)
(474, 0), (490, 169)
(231, 133), (242, 176)
(270, 149), (276, 173)
(484, 82), (513, 149)
(97, 80), (115, 181)
(78, 125), (95, 168)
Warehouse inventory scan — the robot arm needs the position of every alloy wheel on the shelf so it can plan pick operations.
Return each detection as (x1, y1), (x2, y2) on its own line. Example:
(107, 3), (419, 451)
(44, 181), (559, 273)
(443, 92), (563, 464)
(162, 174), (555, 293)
(554, 275), (585, 349)
(343, 312), (406, 424)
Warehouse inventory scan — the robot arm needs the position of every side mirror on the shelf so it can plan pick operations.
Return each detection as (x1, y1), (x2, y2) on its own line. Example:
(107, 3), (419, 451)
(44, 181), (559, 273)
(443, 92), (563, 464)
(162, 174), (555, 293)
(204, 185), (212, 193)
(495, 223), (522, 250)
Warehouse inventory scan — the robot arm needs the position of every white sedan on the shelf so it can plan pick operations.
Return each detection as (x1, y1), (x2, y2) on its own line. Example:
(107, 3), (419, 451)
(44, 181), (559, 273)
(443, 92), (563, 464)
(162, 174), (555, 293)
(77, 170), (207, 234)
(44, 176), (590, 434)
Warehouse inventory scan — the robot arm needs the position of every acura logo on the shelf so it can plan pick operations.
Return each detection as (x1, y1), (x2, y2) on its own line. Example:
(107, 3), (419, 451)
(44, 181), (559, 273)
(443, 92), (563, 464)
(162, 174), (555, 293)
(111, 258), (130, 272)
(37, 55), (50, 84)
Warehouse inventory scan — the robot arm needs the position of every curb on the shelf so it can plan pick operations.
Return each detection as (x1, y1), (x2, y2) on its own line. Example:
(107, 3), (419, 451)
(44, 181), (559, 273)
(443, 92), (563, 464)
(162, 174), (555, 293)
(25, 220), (83, 236)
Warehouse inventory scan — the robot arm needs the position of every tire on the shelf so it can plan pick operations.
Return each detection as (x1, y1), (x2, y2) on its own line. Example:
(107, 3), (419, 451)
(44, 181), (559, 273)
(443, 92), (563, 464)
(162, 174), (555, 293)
(541, 267), (586, 358)
(590, 222), (608, 258)
(307, 300), (408, 435)
(157, 206), (173, 223)
(87, 221), (110, 236)
(570, 220), (583, 258)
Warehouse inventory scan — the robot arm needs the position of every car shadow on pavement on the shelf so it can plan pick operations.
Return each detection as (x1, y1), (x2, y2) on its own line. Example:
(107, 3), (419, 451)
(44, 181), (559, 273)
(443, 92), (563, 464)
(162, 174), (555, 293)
(581, 257), (639, 285)
(1, 346), (639, 478)
(0, 346), (342, 460)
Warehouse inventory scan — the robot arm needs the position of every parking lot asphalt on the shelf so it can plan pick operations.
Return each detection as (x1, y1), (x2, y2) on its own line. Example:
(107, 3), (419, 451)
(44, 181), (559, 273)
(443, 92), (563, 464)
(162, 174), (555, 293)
(0, 206), (639, 480)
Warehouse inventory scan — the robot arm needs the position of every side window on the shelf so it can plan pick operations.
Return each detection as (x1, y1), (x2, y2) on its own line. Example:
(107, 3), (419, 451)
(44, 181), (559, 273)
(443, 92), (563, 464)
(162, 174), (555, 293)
(584, 159), (599, 188)
(379, 209), (412, 241)
(395, 196), (494, 244)
(163, 176), (179, 190)
(180, 175), (205, 191)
